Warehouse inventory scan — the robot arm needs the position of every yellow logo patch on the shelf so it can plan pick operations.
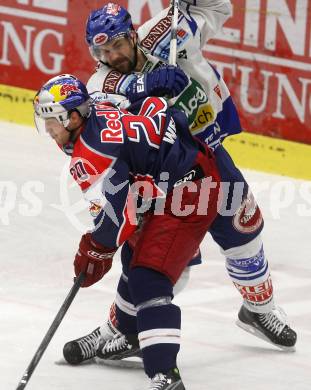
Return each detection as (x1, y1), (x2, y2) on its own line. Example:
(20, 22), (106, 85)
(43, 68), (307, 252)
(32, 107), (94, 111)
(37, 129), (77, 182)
(48, 85), (67, 102)
(48, 83), (81, 103)
(190, 104), (215, 135)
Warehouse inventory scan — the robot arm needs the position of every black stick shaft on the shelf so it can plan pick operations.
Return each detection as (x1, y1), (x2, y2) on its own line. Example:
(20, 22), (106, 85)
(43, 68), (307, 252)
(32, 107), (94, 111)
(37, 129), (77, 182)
(16, 272), (85, 390)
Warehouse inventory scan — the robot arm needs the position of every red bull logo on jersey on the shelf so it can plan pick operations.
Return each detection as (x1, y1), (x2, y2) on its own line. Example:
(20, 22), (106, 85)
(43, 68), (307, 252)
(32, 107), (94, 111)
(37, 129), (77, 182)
(89, 200), (102, 218)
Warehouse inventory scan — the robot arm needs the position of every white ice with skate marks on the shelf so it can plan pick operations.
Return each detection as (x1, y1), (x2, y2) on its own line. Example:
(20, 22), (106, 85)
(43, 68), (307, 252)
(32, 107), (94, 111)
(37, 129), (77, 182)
(1, 121), (311, 390)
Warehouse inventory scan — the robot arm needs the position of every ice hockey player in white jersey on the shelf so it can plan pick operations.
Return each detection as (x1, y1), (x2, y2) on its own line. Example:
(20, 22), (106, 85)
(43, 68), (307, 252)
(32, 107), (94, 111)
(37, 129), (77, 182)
(63, 1), (297, 373)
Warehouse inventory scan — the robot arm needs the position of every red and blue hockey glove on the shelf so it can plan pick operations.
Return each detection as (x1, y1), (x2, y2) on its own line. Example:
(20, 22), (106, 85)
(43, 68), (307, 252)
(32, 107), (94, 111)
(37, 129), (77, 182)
(126, 65), (189, 103)
(74, 233), (117, 288)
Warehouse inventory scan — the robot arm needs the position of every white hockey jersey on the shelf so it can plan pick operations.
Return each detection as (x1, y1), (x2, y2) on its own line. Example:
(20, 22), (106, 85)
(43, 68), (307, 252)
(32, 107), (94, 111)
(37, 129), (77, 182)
(87, 0), (242, 150)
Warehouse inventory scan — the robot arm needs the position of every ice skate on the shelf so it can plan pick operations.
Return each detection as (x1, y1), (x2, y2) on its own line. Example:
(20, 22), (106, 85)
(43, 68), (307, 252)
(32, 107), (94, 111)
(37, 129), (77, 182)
(236, 305), (297, 351)
(148, 368), (185, 390)
(62, 314), (121, 365)
(96, 333), (143, 368)
(63, 327), (101, 365)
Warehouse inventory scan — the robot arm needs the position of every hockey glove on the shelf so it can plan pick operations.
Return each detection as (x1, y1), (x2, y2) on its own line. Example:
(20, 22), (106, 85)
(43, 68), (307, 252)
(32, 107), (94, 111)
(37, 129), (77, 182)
(126, 65), (189, 103)
(74, 233), (117, 288)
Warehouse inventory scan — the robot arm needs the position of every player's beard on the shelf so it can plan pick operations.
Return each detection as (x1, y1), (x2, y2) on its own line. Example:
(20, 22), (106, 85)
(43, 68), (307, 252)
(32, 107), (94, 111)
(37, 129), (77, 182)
(111, 48), (137, 74)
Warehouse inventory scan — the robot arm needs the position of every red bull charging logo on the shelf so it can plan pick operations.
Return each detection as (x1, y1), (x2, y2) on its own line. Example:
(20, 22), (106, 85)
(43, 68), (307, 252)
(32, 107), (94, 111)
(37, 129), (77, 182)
(48, 83), (81, 102)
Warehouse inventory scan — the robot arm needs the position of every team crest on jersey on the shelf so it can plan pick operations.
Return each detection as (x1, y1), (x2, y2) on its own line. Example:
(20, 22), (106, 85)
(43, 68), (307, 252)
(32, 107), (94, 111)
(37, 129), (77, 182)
(93, 33), (109, 46)
(89, 199), (102, 217)
(233, 190), (263, 234)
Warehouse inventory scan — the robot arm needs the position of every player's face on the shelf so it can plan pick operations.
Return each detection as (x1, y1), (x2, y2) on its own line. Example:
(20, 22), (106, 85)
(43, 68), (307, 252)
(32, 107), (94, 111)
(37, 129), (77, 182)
(96, 36), (136, 73)
(44, 118), (70, 145)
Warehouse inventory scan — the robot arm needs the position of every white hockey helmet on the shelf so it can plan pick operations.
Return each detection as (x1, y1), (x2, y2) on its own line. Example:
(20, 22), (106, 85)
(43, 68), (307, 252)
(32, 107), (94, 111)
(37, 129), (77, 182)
(33, 74), (90, 134)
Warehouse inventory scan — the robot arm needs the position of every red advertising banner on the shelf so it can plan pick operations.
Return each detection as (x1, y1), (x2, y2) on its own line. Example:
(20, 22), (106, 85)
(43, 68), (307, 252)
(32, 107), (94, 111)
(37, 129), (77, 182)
(1, 0), (311, 144)
(209, 0), (311, 145)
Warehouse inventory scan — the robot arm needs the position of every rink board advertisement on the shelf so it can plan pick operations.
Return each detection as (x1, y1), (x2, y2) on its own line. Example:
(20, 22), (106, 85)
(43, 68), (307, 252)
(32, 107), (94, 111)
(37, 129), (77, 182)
(0, 0), (311, 147)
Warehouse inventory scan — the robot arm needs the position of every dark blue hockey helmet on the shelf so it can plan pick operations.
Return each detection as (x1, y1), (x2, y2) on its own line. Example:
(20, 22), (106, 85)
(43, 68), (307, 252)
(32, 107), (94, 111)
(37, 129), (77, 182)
(85, 3), (134, 60)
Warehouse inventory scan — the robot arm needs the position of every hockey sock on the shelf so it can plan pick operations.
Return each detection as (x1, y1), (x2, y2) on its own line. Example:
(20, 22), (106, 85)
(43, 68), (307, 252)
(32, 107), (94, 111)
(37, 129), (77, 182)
(114, 272), (137, 334)
(137, 303), (181, 378)
(128, 266), (180, 377)
(223, 236), (274, 313)
(104, 242), (137, 335)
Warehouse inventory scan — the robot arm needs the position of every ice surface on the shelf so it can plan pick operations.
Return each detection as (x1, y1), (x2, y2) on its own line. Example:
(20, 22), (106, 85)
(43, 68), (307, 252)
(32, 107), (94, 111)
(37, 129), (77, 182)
(1, 121), (310, 390)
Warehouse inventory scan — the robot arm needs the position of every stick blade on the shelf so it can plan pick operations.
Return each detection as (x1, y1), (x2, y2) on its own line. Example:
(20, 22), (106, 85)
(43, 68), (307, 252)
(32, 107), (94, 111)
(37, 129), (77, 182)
(95, 356), (144, 369)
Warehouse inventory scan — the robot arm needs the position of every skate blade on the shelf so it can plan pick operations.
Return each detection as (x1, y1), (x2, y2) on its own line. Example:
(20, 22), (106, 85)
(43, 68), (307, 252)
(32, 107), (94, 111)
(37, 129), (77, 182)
(95, 356), (143, 369)
(54, 357), (96, 365)
(236, 320), (296, 352)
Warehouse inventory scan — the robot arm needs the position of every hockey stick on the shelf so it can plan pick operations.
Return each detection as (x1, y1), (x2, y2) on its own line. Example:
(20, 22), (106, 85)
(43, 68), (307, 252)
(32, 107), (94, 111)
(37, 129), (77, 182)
(169, 0), (180, 65)
(16, 272), (85, 390)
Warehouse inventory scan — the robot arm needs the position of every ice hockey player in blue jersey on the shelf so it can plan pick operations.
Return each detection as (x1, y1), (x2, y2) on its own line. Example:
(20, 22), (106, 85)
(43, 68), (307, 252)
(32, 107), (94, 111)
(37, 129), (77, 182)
(62, 1), (297, 365)
(34, 73), (223, 389)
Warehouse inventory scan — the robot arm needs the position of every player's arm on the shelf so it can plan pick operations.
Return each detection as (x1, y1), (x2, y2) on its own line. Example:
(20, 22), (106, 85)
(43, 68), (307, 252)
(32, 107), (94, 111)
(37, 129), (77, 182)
(87, 61), (189, 105)
(87, 62), (135, 98)
(88, 161), (137, 249)
(138, 1), (231, 51)
(180, 0), (232, 45)
(73, 152), (137, 287)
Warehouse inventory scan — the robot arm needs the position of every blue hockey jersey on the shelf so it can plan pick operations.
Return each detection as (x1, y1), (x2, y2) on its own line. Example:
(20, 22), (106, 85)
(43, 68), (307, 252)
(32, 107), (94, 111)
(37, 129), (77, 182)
(68, 96), (204, 248)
